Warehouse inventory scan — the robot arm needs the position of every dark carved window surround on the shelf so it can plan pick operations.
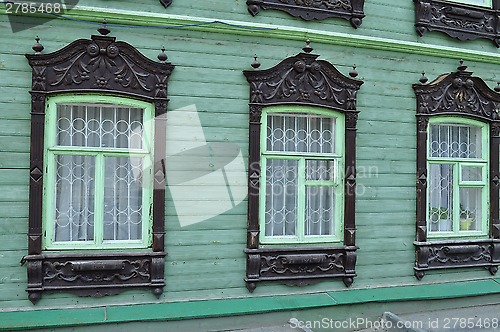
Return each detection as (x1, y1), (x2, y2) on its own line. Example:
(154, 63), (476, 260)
(246, 0), (365, 28)
(414, 0), (500, 47)
(23, 25), (174, 304)
(160, 0), (172, 8)
(243, 41), (363, 292)
(413, 63), (500, 280)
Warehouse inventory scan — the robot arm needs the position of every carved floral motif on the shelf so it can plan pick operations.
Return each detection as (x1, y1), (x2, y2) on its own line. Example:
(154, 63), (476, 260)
(260, 253), (345, 276)
(428, 245), (492, 265)
(413, 0), (499, 47)
(246, 0), (364, 27)
(44, 259), (151, 284)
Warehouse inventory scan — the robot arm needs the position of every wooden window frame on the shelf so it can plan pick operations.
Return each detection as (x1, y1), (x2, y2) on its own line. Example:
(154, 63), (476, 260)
(246, 0), (365, 28)
(426, 117), (490, 239)
(259, 106), (345, 244)
(414, 0), (500, 47)
(413, 63), (500, 280)
(243, 42), (363, 292)
(43, 95), (155, 250)
(23, 27), (174, 304)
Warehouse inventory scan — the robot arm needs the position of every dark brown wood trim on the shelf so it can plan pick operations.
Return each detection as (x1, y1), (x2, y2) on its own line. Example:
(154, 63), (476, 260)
(243, 41), (363, 291)
(414, 0), (500, 47)
(246, 0), (365, 28)
(24, 26), (174, 304)
(413, 63), (500, 280)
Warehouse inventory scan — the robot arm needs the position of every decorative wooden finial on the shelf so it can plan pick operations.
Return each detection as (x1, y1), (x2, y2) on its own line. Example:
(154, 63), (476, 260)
(251, 55), (261, 70)
(419, 71), (428, 84)
(349, 65), (358, 78)
(302, 39), (313, 53)
(32, 36), (44, 54)
(98, 19), (111, 36)
(158, 47), (168, 62)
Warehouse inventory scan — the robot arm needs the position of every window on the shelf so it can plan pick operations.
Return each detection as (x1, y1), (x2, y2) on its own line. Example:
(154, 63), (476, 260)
(260, 107), (344, 244)
(24, 26), (173, 304)
(413, 63), (500, 280)
(246, 0), (365, 28)
(427, 119), (489, 237)
(44, 96), (154, 250)
(452, 0), (491, 7)
(414, 0), (500, 47)
(243, 41), (363, 291)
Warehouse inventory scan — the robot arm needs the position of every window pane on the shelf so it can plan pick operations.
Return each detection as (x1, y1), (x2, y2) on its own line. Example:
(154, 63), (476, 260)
(264, 159), (298, 237)
(305, 186), (334, 236)
(428, 164), (453, 232)
(462, 166), (482, 182)
(53, 155), (95, 242)
(267, 114), (335, 154)
(306, 160), (335, 181)
(459, 188), (482, 231)
(429, 124), (482, 159)
(57, 104), (143, 149)
(103, 157), (143, 241)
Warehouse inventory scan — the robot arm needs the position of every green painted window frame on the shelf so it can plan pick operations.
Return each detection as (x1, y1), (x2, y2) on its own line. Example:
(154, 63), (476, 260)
(426, 116), (490, 239)
(259, 105), (345, 244)
(42, 94), (155, 250)
(451, 0), (492, 7)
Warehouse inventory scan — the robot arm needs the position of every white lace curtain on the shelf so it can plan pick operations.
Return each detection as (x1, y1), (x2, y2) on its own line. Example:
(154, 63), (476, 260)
(53, 104), (144, 242)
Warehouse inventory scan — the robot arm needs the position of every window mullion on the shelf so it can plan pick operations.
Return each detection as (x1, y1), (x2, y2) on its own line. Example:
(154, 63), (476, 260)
(297, 158), (306, 241)
(453, 162), (460, 235)
(94, 153), (105, 246)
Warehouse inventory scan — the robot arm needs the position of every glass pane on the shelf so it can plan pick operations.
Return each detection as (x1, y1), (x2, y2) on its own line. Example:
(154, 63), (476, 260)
(53, 155), (95, 242)
(462, 166), (482, 182)
(429, 124), (482, 159)
(428, 164), (453, 232)
(305, 186), (334, 236)
(264, 159), (298, 237)
(267, 113), (335, 154)
(103, 157), (143, 241)
(306, 160), (335, 181)
(57, 104), (144, 149)
(459, 188), (482, 231)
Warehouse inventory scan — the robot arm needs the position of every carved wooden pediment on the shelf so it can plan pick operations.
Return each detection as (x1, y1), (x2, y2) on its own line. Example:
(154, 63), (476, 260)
(244, 42), (363, 111)
(414, 0), (500, 47)
(26, 32), (174, 100)
(246, 0), (365, 28)
(414, 63), (500, 120)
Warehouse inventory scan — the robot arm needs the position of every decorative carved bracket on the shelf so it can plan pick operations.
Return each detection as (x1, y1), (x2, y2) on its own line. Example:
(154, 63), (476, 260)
(246, 0), (365, 28)
(413, 62), (500, 279)
(24, 24), (173, 303)
(243, 41), (363, 291)
(414, 0), (500, 47)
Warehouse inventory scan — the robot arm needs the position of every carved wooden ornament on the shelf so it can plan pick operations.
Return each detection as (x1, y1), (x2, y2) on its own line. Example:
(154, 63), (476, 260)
(413, 63), (500, 280)
(24, 26), (174, 304)
(414, 0), (500, 47)
(246, 0), (365, 28)
(243, 42), (363, 291)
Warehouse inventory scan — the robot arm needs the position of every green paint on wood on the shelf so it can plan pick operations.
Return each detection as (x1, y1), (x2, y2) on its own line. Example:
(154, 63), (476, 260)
(1, 280), (499, 330)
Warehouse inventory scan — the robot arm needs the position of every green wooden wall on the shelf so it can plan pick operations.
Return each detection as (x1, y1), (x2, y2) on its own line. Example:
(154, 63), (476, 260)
(1, 0), (500, 330)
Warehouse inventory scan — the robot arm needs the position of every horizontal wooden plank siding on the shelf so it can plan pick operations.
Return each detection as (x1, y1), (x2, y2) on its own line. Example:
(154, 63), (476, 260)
(1, 0), (500, 329)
